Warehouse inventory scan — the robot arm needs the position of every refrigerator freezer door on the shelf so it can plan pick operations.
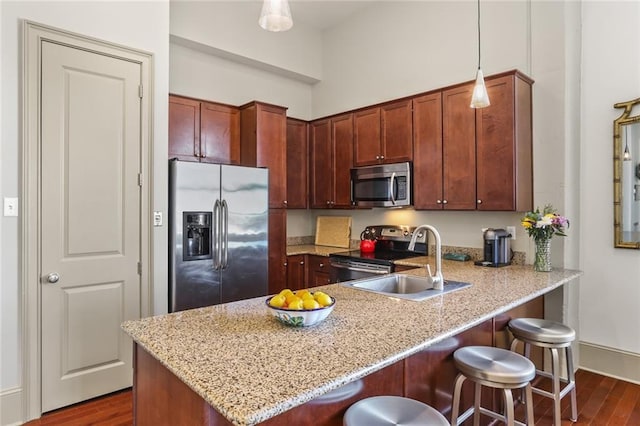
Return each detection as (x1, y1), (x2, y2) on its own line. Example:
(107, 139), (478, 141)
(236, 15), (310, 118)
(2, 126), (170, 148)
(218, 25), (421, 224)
(169, 160), (222, 312)
(220, 165), (269, 303)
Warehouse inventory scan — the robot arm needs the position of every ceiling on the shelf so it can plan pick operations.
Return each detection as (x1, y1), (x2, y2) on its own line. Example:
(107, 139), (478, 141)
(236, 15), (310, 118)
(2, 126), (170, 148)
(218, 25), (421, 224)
(286, 1), (373, 30)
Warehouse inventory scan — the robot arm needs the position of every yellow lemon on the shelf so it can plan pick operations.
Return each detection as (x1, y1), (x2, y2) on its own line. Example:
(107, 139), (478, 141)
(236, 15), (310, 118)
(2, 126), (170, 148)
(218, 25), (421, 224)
(314, 292), (333, 307)
(285, 293), (301, 305)
(287, 298), (304, 310)
(279, 288), (294, 298)
(295, 289), (310, 298)
(301, 292), (315, 301)
(303, 299), (320, 310)
(269, 294), (286, 308)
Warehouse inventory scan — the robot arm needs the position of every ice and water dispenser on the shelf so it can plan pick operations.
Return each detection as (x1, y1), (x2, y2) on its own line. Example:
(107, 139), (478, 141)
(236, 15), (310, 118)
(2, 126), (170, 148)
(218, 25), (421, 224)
(183, 212), (212, 261)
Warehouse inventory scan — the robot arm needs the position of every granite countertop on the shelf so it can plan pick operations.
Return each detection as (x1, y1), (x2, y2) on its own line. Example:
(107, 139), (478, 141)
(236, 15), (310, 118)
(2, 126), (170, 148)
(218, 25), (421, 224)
(285, 244), (349, 257)
(122, 260), (581, 426)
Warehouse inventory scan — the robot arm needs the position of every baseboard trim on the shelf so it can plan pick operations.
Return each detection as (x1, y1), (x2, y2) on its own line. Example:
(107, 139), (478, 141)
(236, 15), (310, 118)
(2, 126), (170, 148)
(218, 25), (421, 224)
(579, 341), (640, 385)
(1, 387), (23, 426)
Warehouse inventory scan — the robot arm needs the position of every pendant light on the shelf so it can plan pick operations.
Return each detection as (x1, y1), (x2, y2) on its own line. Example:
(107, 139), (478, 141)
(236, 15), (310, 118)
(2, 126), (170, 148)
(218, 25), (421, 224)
(259, 0), (293, 32)
(623, 129), (632, 161)
(470, 0), (490, 108)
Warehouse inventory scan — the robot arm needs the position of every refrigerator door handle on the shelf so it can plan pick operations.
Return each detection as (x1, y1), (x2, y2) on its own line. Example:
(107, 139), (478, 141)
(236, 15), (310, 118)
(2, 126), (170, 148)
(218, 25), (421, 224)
(221, 199), (229, 269)
(213, 199), (222, 270)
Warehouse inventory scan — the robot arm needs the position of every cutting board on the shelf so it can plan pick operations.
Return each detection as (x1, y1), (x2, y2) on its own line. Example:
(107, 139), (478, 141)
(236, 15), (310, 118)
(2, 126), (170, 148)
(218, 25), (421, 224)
(315, 216), (352, 248)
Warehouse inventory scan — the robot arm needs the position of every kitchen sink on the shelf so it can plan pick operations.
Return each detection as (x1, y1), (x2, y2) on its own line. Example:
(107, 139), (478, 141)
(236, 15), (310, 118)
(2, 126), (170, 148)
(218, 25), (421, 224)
(341, 273), (471, 301)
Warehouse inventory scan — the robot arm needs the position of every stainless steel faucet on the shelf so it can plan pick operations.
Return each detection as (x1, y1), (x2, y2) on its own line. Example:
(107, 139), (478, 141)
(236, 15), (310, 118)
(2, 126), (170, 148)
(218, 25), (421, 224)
(408, 225), (444, 291)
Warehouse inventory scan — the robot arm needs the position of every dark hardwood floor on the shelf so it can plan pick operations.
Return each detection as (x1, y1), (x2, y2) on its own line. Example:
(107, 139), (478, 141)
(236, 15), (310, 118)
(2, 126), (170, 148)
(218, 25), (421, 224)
(25, 369), (640, 425)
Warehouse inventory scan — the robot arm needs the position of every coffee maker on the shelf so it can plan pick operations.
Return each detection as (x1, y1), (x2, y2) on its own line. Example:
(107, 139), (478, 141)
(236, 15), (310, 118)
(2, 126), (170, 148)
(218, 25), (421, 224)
(475, 228), (512, 267)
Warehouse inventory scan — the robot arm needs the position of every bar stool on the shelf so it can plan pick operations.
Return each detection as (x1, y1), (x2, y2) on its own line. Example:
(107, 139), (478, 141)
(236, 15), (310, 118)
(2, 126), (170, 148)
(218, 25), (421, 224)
(344, 395), (449, 426)
(451, 346), (535, 426)
(509, 318), (577, 425)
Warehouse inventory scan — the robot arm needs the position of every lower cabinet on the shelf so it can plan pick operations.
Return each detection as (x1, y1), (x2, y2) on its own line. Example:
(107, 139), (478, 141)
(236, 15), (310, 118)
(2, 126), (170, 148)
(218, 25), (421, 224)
(307, 255), (332, 286)
(283, 254), (334, 291)
(286, 254), (306, 291)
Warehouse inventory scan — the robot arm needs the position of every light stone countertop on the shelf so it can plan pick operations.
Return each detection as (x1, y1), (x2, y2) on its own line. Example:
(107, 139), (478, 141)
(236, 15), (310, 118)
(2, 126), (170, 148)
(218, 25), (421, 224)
(122, 259), (581, 426)
(285, 244), (350, 257)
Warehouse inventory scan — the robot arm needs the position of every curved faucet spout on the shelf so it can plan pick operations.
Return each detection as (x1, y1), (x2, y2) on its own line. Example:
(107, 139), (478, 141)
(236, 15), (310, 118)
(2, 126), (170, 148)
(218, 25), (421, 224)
(408, 225), (444, 291)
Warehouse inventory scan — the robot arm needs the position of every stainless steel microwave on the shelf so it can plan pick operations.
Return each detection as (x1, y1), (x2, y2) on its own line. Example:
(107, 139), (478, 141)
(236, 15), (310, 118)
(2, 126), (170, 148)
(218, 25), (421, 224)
(351, 162), (412, 207)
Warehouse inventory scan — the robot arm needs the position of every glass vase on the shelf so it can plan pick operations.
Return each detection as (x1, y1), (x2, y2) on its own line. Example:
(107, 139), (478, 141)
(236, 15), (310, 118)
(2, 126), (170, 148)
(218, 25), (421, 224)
(534, 238), (552, 272)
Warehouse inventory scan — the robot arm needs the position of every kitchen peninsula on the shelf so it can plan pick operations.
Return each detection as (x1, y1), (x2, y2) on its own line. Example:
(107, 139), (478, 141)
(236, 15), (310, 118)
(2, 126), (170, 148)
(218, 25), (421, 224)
(122, 260), (581, 426)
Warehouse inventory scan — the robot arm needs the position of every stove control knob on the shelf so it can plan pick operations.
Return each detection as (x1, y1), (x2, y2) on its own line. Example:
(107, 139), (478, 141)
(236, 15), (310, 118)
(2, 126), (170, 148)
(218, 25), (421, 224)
(403, 230), (409, 236)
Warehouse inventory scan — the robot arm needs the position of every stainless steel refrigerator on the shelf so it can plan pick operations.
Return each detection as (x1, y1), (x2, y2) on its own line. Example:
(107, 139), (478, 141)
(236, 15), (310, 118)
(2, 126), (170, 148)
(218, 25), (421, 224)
(169, 159), (269, 312)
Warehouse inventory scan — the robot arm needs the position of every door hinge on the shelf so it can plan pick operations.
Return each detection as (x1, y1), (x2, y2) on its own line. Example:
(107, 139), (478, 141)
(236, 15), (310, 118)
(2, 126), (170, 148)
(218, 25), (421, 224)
(137, 262), (142, 275)
(138, 173), (143, 187)
(138, 85), (143, 99)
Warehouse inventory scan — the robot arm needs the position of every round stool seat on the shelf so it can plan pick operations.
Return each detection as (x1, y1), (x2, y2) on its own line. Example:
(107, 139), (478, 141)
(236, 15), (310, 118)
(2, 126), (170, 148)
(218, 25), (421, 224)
(343, 395), (449, 426)
(454, 346), (535, 385)
(509, 318), (575, 344)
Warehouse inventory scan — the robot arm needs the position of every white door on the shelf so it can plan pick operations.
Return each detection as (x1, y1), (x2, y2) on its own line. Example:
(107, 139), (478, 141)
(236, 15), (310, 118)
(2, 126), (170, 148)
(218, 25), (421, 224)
(40, 40), (142, 412)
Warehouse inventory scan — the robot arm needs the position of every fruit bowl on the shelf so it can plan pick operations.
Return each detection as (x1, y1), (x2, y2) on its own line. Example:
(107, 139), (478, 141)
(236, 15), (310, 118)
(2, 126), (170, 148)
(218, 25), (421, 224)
(265, 296), (336, 327)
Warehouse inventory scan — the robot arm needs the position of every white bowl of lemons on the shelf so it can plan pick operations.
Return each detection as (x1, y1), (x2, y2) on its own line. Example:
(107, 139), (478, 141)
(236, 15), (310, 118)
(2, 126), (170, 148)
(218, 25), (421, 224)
(266, 289), (335, 327)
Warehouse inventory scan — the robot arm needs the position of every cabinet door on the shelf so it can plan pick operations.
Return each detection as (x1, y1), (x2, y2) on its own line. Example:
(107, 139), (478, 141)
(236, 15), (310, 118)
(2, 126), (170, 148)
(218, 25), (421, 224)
(258, 104), (288, 208)
(286, 118), (309, 209)
(200, 101), (240, 165)
(442, 84), (477, 210)
(286, 255), (307, 291)
(332, 113), (354, 208)
(307, 255), (331, 287)
(353, 107), (381, 166)
(476, 74), (532, 211)
(309, 119), (333, 208)
(268, 209), (287, 295)
(413, 92), (443, 210)
(169, 95), (200, 161)
(381, 99), (413, 164)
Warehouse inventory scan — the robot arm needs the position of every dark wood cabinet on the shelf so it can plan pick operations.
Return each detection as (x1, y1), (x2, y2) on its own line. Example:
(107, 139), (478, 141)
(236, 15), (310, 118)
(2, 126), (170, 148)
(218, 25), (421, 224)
(268, 209), (287, 295)
(286, 118), (309, 209)
(240, 101), (288, 209)
(309, 114), (354, 208)
(307, 255), (332, 287)
(354, 100), (413, 166)
(169, 95), (240, 164)
(414, 70), (533, 212)
(286, 254), (306, 291)
(442, 82), (478, 210)
(413, 92), (443, 210)
(476, 72), (533, 211)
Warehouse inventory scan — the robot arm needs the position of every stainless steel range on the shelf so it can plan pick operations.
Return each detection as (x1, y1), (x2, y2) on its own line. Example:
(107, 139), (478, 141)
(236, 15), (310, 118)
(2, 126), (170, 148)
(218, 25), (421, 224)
(329, 225), (428, 282)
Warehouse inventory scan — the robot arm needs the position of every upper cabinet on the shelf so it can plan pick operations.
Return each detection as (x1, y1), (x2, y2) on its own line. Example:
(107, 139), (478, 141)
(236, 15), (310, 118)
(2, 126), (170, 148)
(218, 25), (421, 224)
(442, 82), (478, 210)
(286, 118), (309, 209)
(240, 101), (288, 209)
(413, 70), (532, 211)
(476, 73), (533, 211)
(354, 100), (413, 166)
(169, 95), (240, 164)
(309, 113), (354, 208)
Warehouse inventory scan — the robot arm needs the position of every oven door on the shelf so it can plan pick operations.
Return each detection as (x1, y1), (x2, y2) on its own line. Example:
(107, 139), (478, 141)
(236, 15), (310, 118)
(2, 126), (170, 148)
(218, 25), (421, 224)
(329, 258), (392, 283)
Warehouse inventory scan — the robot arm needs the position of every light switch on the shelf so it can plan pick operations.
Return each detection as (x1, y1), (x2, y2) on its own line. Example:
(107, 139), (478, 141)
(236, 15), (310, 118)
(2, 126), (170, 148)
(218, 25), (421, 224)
(153, 211), (163, 226)
(4, 197), (18, 216)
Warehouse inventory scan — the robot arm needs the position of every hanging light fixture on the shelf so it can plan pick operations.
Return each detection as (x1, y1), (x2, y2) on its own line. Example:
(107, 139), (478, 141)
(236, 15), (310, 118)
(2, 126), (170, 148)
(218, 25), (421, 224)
(623, 129), (632, 161)
(259, 0), (293, 32)
(470, 0), (490, 108)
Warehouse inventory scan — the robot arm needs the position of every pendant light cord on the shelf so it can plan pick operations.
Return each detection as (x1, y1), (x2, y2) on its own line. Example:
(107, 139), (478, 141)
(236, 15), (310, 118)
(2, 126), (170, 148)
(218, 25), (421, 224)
(477, 0), (481, 70)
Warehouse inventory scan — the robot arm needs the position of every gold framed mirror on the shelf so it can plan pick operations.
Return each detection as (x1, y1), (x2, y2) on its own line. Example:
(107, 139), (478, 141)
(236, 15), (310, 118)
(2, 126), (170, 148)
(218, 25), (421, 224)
(613, 98), (640, 249)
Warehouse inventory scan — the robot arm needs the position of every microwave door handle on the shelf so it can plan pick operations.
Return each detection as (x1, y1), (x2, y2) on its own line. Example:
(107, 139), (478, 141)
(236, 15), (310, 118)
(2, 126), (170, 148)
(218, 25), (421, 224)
(389, 172), (397, 205)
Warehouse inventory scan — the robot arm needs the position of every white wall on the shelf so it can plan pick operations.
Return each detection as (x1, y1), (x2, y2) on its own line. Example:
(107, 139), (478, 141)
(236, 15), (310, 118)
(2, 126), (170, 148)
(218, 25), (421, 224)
(580, 1), (640, 363)
(0, 1), (170, 424)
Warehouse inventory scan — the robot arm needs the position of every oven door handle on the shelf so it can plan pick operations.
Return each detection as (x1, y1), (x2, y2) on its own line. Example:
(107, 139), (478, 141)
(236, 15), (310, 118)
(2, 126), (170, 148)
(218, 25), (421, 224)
(330, 262), (390, 274)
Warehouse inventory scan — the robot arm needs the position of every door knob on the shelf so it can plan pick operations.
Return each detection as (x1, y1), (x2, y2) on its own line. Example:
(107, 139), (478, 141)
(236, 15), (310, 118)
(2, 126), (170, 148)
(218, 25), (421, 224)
(46, 273), (60, 283)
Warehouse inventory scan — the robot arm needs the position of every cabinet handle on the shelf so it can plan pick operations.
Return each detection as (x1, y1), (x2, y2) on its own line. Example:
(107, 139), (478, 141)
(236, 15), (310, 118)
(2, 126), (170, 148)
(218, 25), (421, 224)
(477, 199), (482, 204)
(436, 199), (442, 204)
(201, 136), (207, 158)
(442, 200), (448, 204)
(326, 200), (331, 205)
(375, 155), (380, 160)
(283, 200), (288, 206)
(380, 155), (385, 160)
(319, 263), (324, 268)
(284, 262), (288, 267)
(300, 261), (305, 265)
